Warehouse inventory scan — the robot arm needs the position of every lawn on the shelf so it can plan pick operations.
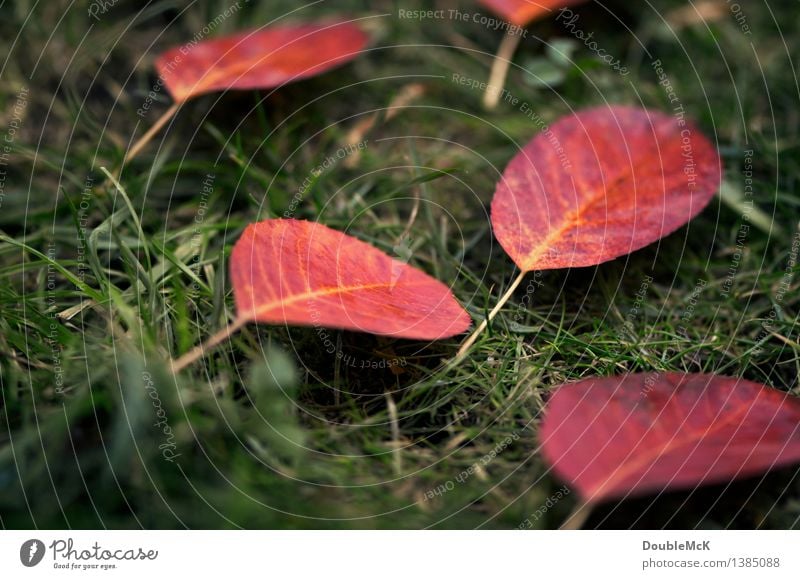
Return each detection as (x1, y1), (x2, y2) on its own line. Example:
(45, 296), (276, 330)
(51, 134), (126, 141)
(1, 0), (799, 529)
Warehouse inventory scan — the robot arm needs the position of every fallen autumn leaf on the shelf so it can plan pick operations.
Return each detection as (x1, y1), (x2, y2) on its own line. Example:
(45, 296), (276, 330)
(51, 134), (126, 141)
(540, 372), (800, 525)
(456, 105), (721, 359)
(172, 219), (470, 372)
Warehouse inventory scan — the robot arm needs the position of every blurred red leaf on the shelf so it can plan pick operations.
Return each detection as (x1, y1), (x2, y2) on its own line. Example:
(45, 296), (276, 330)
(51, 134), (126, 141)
(540, 373), (800, 503)
(155, 21), (367, 103)
(230, 219), (470, 340)
(491, 105), (721, 271)
(479, 0), (589, 27)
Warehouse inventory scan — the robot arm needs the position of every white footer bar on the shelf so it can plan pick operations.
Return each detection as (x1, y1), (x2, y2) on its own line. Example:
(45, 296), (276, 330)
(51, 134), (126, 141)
(1, 531), (796, 578)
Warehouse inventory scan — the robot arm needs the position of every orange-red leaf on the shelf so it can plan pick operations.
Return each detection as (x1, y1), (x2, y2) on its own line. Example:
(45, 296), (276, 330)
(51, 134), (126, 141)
(230, 219), (471, 340)
(540, 373), (800, 503)
(155, 21), (367, 103)
(479, 0), (589, 27)
(491, 106), (721, 271)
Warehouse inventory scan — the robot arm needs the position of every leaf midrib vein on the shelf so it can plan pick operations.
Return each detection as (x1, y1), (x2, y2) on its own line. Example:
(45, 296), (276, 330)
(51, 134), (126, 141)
(586, 400), (753, 499)
(518, 162), (630, 271)
(241, 279), (431, 320)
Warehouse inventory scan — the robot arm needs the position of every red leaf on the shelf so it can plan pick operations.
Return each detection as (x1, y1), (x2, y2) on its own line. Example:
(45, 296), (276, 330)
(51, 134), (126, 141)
(491, 106), (721, 271)
(540, 373), (800, 503)
(479, 0), (589, 27)
(230, 219), (471, 340)
(155, 21), (367, 103)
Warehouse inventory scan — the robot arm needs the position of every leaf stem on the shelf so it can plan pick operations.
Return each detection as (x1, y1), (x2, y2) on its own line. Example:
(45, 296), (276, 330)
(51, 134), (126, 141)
(124, 102), (181, 165)
(560, 501), (593, 530)
(171, 317), (248, 373)
(483, 30), (522, 110)
(454, 269), (527, 363)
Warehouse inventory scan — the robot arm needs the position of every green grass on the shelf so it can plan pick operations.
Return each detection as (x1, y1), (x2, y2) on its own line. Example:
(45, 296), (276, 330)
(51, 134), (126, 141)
(1, 0), (800, 529)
